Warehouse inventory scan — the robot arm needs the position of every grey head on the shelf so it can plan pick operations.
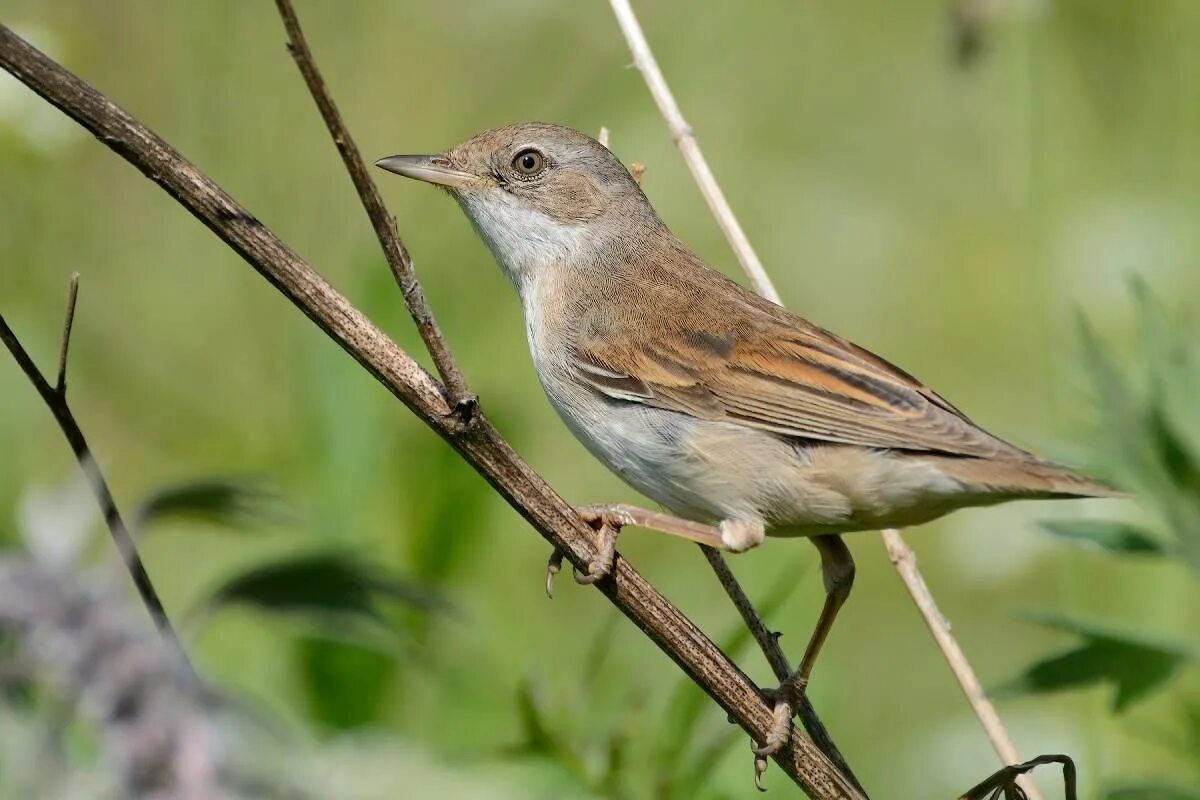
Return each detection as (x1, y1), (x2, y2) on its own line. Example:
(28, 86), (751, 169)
(376, 122), (663, 289)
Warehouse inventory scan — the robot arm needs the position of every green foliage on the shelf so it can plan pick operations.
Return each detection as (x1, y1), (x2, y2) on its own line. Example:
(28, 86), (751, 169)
(133, 476), (282, 532)
(197, 551), (448, 635)
(299, 636), (397, 732)
(1011, 286), (1200, 793)
(1074, 284), (1200, 570)
(1001, 614), (1195, 712)
(496, 560), (808, 800)
(1038, 519), (1166, 557)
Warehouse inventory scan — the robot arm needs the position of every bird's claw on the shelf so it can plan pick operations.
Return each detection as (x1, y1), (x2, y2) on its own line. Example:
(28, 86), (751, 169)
(544, 508), (623, 596)
(545, 549), (564, 599)
(754, 752), (769, 791)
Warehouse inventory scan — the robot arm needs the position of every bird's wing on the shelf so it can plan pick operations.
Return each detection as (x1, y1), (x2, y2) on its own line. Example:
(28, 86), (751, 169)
(572, 313), (1028, 460)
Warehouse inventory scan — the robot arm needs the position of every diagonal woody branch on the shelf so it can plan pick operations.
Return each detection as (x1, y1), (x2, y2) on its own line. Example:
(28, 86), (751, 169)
(0, 23), (860, 800)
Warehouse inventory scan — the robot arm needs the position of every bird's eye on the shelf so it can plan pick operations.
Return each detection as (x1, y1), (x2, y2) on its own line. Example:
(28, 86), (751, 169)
(511, 148), (545, 177)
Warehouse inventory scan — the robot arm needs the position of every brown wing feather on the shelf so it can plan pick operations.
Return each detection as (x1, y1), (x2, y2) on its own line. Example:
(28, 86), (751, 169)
(574, 313), (1030, 461)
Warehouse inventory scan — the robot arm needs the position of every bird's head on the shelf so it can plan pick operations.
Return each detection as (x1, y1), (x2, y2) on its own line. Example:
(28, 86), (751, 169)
(376, 122), (659, 288)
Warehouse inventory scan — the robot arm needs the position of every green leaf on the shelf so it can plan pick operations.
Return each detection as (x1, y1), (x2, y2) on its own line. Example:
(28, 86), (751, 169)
(134, 477), (281, 531)
(298, 636), (396, 731)
(506, 679), (588, 778)
(200, 552), (448, 633)
(1002, 614), (1195, 711)
(1039, 519), (1166, 556)
(1076, 308), (1200, 571)
(1149, 404), (1200, 496)
(1107, 784), (1200, 800)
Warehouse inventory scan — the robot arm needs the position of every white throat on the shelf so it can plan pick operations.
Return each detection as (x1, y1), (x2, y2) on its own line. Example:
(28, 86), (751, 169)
(454, 191), (591, 294)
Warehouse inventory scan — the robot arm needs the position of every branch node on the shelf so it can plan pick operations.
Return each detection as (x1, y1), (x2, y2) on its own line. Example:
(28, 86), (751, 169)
(446, 393), (479, 432)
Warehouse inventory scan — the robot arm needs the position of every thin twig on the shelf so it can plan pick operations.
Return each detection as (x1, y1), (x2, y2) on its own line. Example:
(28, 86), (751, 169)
(700, 545), (866, 796)
(606, 1), (1039, 797)
(271, 0), (475, 420)
(883, 533), (1038, 788)
(0, 278), (193, 677)
(0, 24), (858, 798)
(607, 0), (780, 305)
(55, 272), (78, 394)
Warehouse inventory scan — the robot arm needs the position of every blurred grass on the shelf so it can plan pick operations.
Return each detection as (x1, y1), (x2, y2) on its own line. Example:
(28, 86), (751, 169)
(2, 1), (1199, 797)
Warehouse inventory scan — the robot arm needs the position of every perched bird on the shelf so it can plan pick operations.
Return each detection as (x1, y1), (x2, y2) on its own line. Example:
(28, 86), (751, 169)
(375, 122), (1113, 754)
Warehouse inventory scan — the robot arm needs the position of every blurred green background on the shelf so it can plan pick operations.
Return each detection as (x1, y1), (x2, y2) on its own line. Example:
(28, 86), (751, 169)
(2, 1), (1199, 798)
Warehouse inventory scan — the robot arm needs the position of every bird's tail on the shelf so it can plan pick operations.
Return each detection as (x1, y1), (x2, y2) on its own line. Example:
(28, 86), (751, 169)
(928, 455), (1121, 500)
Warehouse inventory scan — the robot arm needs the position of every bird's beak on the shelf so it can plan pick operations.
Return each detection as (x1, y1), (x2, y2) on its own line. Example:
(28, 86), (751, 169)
(373, 154), (478, 189)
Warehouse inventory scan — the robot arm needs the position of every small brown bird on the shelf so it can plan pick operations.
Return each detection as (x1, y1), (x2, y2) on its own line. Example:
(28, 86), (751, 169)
(376, 122), (1113, 754)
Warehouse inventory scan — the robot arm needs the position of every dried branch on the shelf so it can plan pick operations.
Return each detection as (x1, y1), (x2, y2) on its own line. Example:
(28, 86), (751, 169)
(271, 0), (474, 418)
(606, 0), (779, 304)
(883, 534), (1038, 778)
(606, 1), (1040, 797)
(0, 275), (192, 676)
(0, 23), (858, 799)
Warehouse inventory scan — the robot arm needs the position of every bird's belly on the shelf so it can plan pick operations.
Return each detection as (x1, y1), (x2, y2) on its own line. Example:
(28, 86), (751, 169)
(542, 376), (971, 534)
(546, 387), (729, 521)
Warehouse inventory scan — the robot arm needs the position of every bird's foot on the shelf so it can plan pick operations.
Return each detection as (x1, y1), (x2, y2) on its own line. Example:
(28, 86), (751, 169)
(747, 677), (807, 790)
(754, 686), (799, 758)
(754, 672), (808, 753)
(544, 507), (624, 597)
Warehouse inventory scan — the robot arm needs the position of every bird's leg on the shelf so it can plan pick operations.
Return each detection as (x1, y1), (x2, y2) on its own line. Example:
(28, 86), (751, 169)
(577, 504), (726, 548)
(755, 533), (855, 758)
(546, 504), (726, 596)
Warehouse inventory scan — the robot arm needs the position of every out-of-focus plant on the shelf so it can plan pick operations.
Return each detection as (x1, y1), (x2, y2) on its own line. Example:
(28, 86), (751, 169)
(495, 562), (807, 800)
(1004, 284), (1200, 798)
(0, 473), (451, 799)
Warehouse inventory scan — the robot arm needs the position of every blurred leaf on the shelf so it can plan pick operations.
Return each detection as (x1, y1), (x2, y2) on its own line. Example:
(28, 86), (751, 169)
(1040, 519), (1166, 556)
(514, 679), (559, 757)
(1107, 785), (1200, 800)
(134, 477), (281, 531)
(1078, 314), (1160, 485)
(508, 679), (589, 782)
(1078, 309), (1200, 570)
(597, 726), (630, 797)
(1003, 614), (1196, 711)
(1149, 405), (1200, 497)
(405, 441), (491, 584)
(298, 636), (396, 731)
(200, 552), (449, 633)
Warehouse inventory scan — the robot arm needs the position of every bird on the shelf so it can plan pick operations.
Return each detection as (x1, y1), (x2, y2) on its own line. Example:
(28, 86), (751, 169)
(375, 122), (1114, 756)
